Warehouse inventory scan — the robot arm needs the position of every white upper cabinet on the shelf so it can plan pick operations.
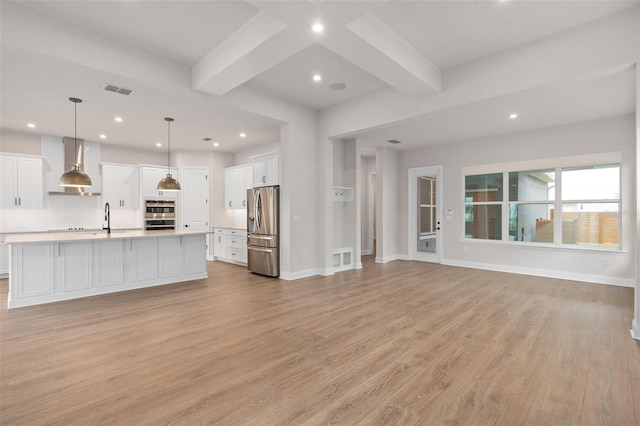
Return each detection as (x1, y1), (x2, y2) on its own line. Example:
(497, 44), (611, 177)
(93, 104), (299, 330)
(0, 154), (43, 208)
(101, 163), (139, 209)
(224, 164), (253, 209)
(251, 151), (279, 187)
(141, 166), (178, 200)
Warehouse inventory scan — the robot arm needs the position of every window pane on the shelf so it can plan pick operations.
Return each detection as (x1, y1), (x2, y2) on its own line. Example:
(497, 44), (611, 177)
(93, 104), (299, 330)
(509, 169), (555, 201)
(509, 203), (554, 242)
(561, 202), (619, 247)
(420, 207), (433, 235)
(464, 204), (502, 240)
(465, 173), (503, 202)
(561, 165), (619, 201)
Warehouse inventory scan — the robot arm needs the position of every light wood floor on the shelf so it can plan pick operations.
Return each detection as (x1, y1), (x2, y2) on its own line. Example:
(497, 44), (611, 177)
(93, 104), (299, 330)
(1, 257), (639, 425)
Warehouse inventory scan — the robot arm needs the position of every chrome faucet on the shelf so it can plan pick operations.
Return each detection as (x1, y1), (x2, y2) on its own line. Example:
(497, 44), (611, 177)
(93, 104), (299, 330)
(103, 202), (111, 234)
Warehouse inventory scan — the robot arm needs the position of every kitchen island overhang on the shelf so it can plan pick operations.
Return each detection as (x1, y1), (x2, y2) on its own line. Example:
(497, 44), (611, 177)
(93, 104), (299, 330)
(5, 229), (210, 309)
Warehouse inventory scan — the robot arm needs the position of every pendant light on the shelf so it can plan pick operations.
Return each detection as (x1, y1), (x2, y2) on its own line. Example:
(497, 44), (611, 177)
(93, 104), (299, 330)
(157, 117), (181, 191)
(59, 97), (93, 188)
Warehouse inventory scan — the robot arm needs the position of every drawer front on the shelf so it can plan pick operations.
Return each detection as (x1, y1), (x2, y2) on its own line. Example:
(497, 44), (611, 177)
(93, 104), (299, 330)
(228, 229), (247, 237)
(214, 228), (226, 236)
(226, 247), (243, 260)
(227, 236), (246, 249)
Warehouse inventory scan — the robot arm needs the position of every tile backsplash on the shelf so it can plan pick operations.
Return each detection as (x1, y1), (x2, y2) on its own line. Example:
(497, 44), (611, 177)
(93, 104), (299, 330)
(1, 196), (139, 232)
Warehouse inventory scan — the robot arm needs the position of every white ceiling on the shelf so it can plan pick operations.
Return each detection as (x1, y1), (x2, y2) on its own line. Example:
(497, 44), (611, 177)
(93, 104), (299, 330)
(1, 0), (637, 154)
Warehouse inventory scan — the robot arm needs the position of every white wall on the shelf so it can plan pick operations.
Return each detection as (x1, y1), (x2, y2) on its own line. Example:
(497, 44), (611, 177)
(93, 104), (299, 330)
(376, 147), (398, 263)
(360, 156), (376, 255)
(0, 129), (41, 155)
(234, 142), (280, 165)
(397, 115), (636, 286)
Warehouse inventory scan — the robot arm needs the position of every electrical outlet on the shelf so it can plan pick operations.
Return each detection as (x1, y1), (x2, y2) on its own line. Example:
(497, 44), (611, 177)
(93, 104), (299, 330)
(462, 246), (468, 253)
(603, 257), (611, 265)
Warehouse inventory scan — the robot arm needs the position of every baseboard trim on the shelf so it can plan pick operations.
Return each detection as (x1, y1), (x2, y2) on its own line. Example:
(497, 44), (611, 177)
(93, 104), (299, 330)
(280, 268), (322, 281)
(375, 254), (407, 263)
(442, 258), (635, 288)
(631, 320), (640, 340)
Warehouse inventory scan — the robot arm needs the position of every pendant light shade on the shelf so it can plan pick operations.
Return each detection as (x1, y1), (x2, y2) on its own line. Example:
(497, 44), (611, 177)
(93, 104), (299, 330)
(157, 117), (181, 191)
(59, 97), (92, 188)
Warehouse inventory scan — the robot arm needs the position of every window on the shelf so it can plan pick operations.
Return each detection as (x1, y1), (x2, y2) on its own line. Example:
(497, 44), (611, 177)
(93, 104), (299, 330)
(464, 173), (502, 240)
(464, 163), (620, 249)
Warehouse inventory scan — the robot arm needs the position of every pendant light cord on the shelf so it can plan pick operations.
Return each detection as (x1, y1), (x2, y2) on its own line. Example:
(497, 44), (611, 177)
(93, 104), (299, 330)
(74, 100), (77, 166)
(167, 119), (171, 173)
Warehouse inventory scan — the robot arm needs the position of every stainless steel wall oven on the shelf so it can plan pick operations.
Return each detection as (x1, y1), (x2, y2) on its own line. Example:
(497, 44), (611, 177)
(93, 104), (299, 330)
(145, 200), (175, 230)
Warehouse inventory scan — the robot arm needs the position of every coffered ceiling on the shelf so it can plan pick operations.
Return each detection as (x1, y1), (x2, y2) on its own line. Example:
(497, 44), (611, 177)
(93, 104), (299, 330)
(1, 1), (637, 153)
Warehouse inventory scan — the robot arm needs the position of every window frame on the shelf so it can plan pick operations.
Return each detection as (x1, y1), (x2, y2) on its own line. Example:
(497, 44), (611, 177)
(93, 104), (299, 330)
(462, 155), (622, 251)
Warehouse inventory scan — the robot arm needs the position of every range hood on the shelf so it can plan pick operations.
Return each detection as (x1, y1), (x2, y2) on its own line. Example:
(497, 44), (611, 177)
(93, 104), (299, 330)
(48, 137), (101, 196)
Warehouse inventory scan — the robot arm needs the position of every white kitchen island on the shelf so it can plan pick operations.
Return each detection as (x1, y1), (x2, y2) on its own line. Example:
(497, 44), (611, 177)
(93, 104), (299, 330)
(5, 229), (209, 308)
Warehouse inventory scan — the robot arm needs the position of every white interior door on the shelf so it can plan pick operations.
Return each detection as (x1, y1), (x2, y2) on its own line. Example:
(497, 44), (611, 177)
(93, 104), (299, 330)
(408, 166), (443, 263)
(181, 168), (209, 231)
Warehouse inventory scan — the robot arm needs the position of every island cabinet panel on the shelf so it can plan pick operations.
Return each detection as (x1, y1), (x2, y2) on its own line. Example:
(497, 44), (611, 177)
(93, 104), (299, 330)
(94, 240), (124, 287)
(183, 235), (207, 275)
(7, 232), (208, 308)
(131, 238), (158, 282)
(13, 244), (53, 298)
(158, 236), (182, 278)
(58, 242), (93, 292)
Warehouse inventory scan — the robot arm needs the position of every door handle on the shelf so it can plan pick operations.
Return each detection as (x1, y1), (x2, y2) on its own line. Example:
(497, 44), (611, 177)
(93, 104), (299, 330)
(250, 235), (273, 241)
(249, 246), (273, 253)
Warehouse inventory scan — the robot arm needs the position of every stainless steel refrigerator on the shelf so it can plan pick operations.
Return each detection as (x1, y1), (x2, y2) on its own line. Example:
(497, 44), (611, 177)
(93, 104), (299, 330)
(247, 186), (279, 277)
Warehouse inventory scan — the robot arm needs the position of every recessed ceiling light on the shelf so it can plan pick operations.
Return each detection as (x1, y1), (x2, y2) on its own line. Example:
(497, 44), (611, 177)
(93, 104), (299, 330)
(329, 82), (347, 91)
(99, 134), (106, 139)
(313, 74), (322, 82)
(509, 113), (518, 119)
(114, 117), (123, 122)
(203, 137), (212, 142)
(240, 132), (246, 138)
(156, 143), (162, 147)
(213, 142), (219, 147)
(312, 23), (324, 33)
(26, 123), (36, 128)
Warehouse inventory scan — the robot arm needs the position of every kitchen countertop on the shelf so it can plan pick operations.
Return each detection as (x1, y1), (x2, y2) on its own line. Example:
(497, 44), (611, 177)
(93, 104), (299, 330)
(5, 229), (211, 244)
(213, 226), (247, 231)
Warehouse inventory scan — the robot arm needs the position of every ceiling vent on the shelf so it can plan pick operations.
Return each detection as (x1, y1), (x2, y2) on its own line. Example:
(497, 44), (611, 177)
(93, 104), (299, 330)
(387, 139), (402, 144)
(103, 83), (134, 96)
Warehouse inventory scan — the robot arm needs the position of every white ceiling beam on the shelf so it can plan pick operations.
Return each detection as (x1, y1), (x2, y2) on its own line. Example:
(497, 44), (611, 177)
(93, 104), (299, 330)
(192, 11), (315, 96)
(343, 12), (441, 98)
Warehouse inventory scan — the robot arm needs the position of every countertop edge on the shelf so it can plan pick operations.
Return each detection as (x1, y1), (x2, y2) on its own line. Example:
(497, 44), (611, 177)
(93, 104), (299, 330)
(5, 229), (211, 244)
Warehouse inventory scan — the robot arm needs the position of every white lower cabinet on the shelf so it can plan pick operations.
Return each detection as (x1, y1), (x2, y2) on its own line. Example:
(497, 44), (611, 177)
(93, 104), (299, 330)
(183, 235), (207, 275)
(13, 244), (54, 299)
(59, 242), (93, 292)
(159, 236), (182, 278)
(131, 238), (158, 282)
(213, 228), (247, 266)
(94, 240), (124, 287)
(0, 236), (9, 275)
(8, 234), (208, 308)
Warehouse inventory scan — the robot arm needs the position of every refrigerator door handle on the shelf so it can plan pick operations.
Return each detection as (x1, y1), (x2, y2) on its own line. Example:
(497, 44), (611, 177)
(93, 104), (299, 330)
(250, 235), (273, 240)
(249, 246), (273, 253)
(256, 191), (262, 230)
